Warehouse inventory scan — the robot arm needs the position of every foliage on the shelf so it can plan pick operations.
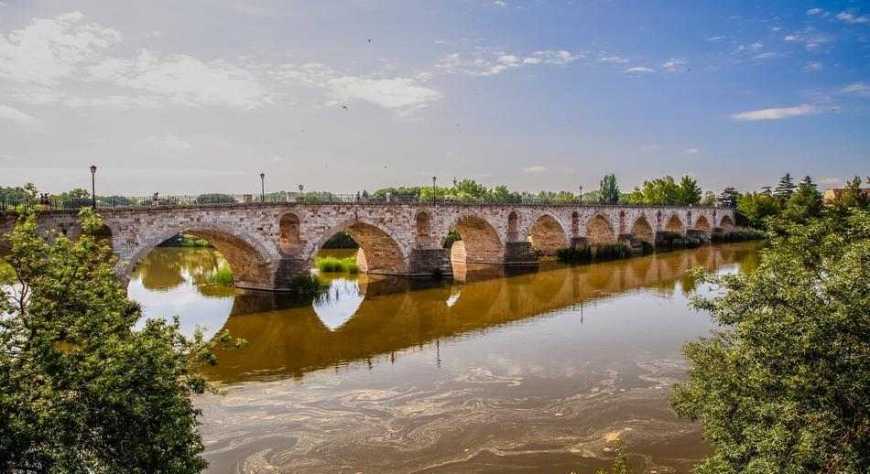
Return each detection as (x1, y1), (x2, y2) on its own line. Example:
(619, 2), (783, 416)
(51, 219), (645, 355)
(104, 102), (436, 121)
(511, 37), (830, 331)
(593, 442), (630, 474)
(195, 193), (236, 205)
(315, 256), (359, 274)
(710, 227), (766, 243)
(700, 191), (717, 206)
(598, 174), (620, 204)
(0, 209), (243, 472)
(0, 259), (14, 284)
(0, 184), (38, 206)
(718, 187), (740, 208)
(557, 244), (631, 263)
(781, 176), (822, 223)
(831, 176), (869, 209)
(672, 208), (870, 473)
(206, 263), (234, 286)
(773, 172), (795, 201)
(736, 192), (781, 229)
(625, 175), (702, 206)
(56, 188), (92, 209)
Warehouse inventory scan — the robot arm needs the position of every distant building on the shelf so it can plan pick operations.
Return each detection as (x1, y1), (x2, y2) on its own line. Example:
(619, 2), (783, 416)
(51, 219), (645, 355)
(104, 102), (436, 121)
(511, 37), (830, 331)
(823, 187), (870, 205)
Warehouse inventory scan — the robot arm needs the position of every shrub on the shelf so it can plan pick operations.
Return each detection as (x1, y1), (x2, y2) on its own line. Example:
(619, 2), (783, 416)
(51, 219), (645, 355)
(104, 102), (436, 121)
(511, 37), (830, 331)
(315, 256), (359, 273)
(711, 227), (766, 243)
(207, 264), (234, 286)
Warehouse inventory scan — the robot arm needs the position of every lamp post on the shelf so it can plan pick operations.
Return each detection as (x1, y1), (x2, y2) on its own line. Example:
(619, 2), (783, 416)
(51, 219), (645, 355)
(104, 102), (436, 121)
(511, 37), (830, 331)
(578, 185), (583, 203)
(432, 176), (437, 206)
(89, 165), (97, 209)
(259, 172), (265, 202)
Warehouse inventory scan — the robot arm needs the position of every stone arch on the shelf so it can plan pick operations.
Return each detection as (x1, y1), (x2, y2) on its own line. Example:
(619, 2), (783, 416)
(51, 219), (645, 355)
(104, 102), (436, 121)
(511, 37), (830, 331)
(665, 214), (684, 234)
(415, 211), (432, 247)
(311, 220), (407, 274)
(694, 215), (711, 232)
(571, 211), (580, 238)
(124, 224), (276, 290)
(278, 212), (302, 254)
(630, 215), (655, 244)
(586, 214), (616, 245)
(528, 214), (569, 256)
(448, 214), (504, 265)
(507, 211), (519, 241)
(719, 215), (735, 230)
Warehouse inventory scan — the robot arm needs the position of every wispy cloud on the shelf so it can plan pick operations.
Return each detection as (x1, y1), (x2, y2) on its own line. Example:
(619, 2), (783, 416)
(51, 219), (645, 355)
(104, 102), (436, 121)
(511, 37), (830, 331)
(731, 104), (822, 121)
(436, 49), (581, 76)
(841, 82), (870, 97)
(625, 66), (655, 74)
(783, 29), (833, 51)
(803, 62), (823, 72)
(684, 148), (700, 155)
(662, 58), (688, 72)
(598, 54), (629, 64)
(806, 8), (828, 17)
(522, 165), (547, 173)
(835, 11), (869, 25)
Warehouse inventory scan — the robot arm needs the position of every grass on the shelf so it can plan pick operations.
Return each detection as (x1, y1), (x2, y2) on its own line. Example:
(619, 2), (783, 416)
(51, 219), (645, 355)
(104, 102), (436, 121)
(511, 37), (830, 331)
(315, 256), (359, 274)
(206, 264), (234, 286)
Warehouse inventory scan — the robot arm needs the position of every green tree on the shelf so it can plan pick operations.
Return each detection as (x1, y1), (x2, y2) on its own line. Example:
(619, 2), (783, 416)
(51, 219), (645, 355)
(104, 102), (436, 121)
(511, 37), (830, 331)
(833, 176), (868, 209)
(718, 187), (740, 208)
(782, 176), (822, 222)
(773, 173), (796, 201)
(0, 209), (240, 472)
(598, 174), (620, 204)
(676, 175), (702, 205)
(672, 208), (870, 473)
(700, 191), (716, 206)
(736, 192), (781, 229)
(195, 193), (237, 205)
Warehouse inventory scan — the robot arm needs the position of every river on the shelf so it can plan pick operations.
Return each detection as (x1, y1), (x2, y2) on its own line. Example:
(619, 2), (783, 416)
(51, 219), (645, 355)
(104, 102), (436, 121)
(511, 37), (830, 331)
(127, 242), (761, 473)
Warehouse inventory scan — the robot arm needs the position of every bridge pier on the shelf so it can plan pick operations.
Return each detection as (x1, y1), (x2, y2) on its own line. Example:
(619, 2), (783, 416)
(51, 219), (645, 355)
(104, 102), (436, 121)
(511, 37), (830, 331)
(504, 241), (538, 266)
(409, 248), (452, 277)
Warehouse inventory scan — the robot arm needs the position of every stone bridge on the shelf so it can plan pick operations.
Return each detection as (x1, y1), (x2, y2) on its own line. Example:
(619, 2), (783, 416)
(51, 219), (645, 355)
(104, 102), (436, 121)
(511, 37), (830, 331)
(0, 203), (735, 291)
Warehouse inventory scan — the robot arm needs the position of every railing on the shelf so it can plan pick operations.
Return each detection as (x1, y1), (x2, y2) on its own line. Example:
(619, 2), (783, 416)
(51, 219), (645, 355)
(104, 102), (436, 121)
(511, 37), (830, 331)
(0, 192), (726, 213)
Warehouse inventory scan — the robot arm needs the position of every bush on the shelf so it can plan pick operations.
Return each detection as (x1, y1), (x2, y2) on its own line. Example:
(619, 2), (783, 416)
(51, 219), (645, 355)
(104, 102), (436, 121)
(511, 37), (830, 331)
(593, 243), (630, 261)
(207, 264), (234, 286)
(557, 244), (632, 264)
(315, 256), (359, 274)
(557, 246), (591, 264)
(711, 227), (766, 243)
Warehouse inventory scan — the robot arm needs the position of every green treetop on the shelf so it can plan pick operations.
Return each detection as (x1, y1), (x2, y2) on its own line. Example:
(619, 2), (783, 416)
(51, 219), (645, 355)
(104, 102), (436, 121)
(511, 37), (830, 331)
(0, 209), (241, 472)
(773, 173), (795, 200)
(598, 174), (620, 204)
(673, 207), (870, 472)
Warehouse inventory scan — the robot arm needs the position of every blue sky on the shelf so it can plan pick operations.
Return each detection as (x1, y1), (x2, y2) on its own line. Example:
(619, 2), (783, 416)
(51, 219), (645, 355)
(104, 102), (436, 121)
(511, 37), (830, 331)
(0, 0), (868, 195)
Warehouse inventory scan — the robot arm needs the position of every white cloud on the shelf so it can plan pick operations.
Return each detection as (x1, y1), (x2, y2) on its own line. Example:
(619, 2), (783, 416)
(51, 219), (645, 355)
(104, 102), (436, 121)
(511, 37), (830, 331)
(87, 50), (270, 109)
(836, 11), (870, 25)
(804, 62), (823, 72)
(731, 104), (821, 121)
(684, 148), (699, 155)
(493, 0), (507, 6)
(325, 76), (441, 112)
(436, 49), (581, 76)
(625, 66), (655, 74)
(0, 104), (40, 127)
(523, 165), (547, 173)
(707, 35), (726, 42)
(806, 8), (827, 17)
(598, 54), (629, 64)
(0, 11), (121, 86)
(662, 58), (687, 72)
(753, 52), (781, 60)
(783, 30), (832, 51)
(841, 82), (870, 97)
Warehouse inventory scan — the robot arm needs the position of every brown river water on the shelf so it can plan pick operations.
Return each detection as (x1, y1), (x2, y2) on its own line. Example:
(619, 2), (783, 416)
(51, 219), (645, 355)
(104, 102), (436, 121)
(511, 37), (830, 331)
(127, 243), (761, 473)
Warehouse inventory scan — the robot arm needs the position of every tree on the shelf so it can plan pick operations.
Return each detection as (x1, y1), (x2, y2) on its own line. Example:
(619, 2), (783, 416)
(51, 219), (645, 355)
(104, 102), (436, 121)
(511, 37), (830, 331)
(718, 187), (739, 208)
(737, 192), (781, 229)
(0, 209), (240, 472)
(833, 176), (868, 209)
(700, 191), (716, 206)
(195, 193), (237, 205)
(782, 176), (822, 222)
(773, 173), (795, 200)
(672, 208), (870, 472)
(599, 174), (620, 204)
(676, 175), (702, 205)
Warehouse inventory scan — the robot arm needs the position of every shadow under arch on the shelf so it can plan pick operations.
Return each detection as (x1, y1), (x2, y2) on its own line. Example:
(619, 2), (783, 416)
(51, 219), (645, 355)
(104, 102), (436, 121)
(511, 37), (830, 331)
(445, 214), (505, 266)
(124, 225), (275, 290)
(586, 214), (617, 245)
(528, 214), (569, 256)
(630, 215), (655, 244)
(309, 219), (407, 274)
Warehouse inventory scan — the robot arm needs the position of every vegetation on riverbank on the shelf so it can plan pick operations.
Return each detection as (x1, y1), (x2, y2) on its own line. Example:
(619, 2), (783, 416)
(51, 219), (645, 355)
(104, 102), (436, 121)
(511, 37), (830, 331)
(206, 264), (234, 286)
(0, 209), (245, 471)
(315, 255), (359, 274)
(672, 198), (869, 471)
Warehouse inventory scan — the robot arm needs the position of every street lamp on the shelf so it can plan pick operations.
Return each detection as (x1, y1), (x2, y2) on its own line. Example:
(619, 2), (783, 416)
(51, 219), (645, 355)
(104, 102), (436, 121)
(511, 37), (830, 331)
(578, 185), (583, 203)
(259, 172), (265, 202)
(89, 165), (97, 209)
(432, 176), (437, 206)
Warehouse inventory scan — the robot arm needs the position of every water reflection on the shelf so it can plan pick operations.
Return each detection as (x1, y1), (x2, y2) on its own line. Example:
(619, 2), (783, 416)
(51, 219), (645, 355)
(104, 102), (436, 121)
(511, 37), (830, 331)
(129, 242), (761, 473)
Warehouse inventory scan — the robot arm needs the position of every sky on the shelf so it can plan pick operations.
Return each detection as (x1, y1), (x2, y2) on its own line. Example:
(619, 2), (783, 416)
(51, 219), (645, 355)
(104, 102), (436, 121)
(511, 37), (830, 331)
(0, 0), (868, 196)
